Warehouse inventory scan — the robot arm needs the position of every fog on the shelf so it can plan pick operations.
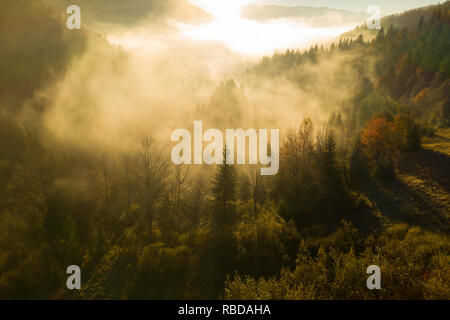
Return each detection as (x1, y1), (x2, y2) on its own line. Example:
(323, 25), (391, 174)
(32, 1), (371, 156)
(174, 18), (353, 55)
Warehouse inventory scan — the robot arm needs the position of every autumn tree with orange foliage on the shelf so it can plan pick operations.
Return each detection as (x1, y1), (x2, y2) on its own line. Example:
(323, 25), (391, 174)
(361, 116), (396, 178)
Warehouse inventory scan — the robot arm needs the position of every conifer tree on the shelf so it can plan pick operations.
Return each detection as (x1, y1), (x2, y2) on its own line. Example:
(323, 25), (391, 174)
(212, 147), (237, 226)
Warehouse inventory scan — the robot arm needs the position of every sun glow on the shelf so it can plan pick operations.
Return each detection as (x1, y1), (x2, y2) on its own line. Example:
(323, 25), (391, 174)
(107, 1), (357, 57)
(175, 0), (355, 56)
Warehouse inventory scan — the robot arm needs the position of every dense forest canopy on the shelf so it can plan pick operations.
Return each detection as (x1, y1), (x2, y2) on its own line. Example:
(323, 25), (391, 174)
(0, 1), (448, 299)
(43, 0), (212, 25)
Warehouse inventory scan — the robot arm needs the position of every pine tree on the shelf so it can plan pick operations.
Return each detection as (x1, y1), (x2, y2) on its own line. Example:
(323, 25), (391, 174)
(238, 172), (251, 202)
(349, 136), (369, 185)
(322, 132), (338, 173)
(318, 131), (351, 221)
(376, 27), (385, 43)
(211, 148), (238, 293)
(212, 147), (237, 226)
(321, 132), (346, 196)
(418, 16), (425, 29)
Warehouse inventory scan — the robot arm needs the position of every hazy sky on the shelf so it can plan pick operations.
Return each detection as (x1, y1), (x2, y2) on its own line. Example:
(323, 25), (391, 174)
(110, 0), (446, 56)
(178, 0), (359, 55)
(251, 0), (444, 14)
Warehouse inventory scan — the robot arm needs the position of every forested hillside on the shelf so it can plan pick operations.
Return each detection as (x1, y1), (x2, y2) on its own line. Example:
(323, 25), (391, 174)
(227, 2), (450, 299)
(43, 0), (211, 26)
(341, 1), (450, 40)
(0, 1), (448, 299)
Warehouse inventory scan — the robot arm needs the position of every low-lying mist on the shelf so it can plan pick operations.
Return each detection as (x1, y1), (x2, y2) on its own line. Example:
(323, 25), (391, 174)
(21, 4), (372, 160)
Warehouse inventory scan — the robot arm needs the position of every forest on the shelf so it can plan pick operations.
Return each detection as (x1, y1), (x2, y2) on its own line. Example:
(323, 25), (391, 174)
(0, 0), (449, 299)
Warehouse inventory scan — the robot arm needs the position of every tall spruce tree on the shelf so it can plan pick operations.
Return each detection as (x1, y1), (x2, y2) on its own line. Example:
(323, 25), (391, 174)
(212, 147), (237, 226)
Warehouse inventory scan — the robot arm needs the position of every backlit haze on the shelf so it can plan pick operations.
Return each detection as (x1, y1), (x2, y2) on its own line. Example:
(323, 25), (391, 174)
(108, 0), (358, 56)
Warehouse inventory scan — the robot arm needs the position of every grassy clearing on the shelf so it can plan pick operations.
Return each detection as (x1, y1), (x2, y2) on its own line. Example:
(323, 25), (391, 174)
(356, 128), (450, 232)
(422, 128), (450, 156)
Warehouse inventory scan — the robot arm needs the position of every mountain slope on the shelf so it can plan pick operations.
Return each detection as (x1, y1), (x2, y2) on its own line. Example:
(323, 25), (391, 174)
(340, 1), (450, 40)
(44, 0), (211, 26)
(242, 5), (369, 27)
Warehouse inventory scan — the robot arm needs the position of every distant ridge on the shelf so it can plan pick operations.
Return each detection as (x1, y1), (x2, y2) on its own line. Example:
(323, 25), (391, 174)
(43, 0), (212, 26)
(339, 1), (450, 40)
(241, 5), (369, 27)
